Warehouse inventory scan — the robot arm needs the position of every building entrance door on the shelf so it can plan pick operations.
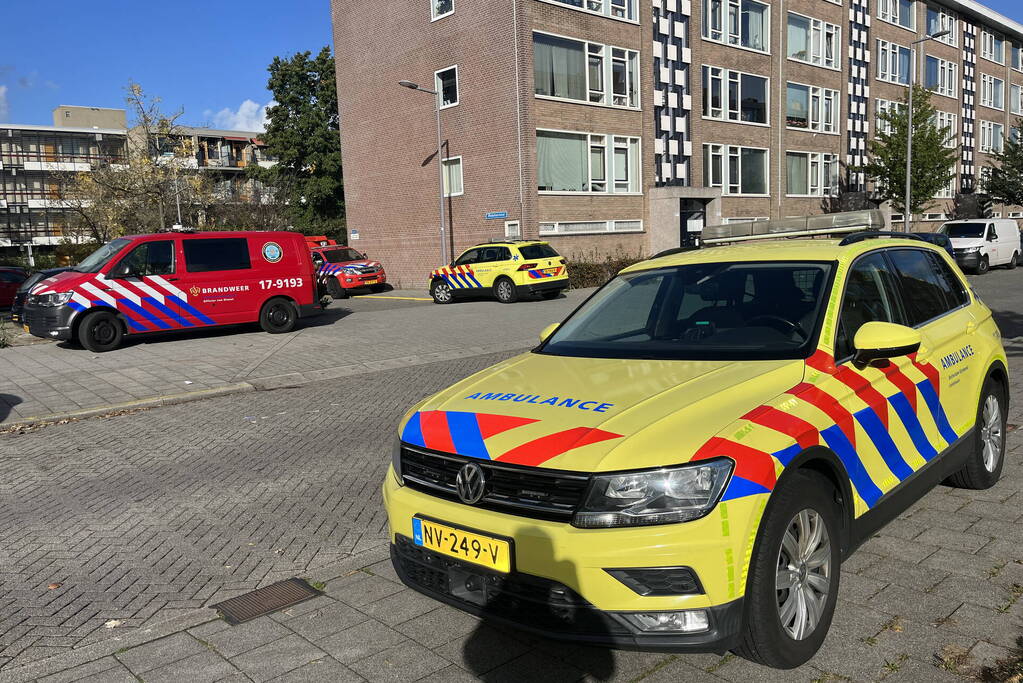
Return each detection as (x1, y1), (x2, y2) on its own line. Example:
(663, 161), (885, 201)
(679, 199), (706, 247)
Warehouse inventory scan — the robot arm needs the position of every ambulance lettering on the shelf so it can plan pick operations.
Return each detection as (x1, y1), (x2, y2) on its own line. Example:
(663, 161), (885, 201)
(464, 392), (614, 412)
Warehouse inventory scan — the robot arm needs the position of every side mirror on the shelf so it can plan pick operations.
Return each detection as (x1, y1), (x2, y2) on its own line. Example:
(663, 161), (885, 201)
(853, 322), (921, 367)
(539, 322), (559, 344)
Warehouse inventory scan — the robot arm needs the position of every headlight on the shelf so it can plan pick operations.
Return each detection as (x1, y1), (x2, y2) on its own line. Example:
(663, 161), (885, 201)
(391, 439), (404, 485)
(29, 292), (73, 307)
(961, 246), (981, 254)
(573, 458), (733, 528)
(341, 267), (360, 275)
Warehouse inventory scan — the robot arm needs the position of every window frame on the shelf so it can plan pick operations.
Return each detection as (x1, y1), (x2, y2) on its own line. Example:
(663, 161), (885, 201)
(702, 143), (770, 197)
(933, 110), (958, 148)
(786, 11), (841, 71)
(431, 0), (454, 21)
(877, 39), (912, 85)
(876, 98), (907, 136)
(1012, 84), (1023, 115)
(536, 129), (642, 195)
(925, 55), (958, 99)
(434, 65), (459, 109)
(182, 238), (252, 273)
(786, 81), (840, 134)
(702, 0), (771, 55)
(111, 240), (177, 278)
(877, 0), (916, 31)
(832, 249), (908, 364)
(701, 65), (770, 126)
(980, 73), (1005, 110)
(538, 219), (645, 235)
(537, 0), (639, 24)
(886, 247), (971, 327)
(925, 5), (957, 46)
(532, 31), (641, 110)
(979, 120), (1005, 154)
(981, 29), (1005, 65)
(441, 156), (464, 197)
(785, 150), (840, 197)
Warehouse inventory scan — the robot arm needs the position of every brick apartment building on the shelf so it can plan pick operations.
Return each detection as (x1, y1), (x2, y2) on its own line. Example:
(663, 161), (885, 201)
(332, 0), (1023, 287)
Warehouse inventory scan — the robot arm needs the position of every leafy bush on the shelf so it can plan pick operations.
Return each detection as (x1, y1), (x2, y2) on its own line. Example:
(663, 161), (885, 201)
(565, 251), (645, 289)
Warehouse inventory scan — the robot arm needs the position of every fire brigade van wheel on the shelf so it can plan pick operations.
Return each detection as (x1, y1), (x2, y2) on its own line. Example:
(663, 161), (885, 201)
(947, 376), (1006, 490)
(327, 278), (347, 299)
(976, 256), (990, 275)
(78, 310), (124, 353)
(1007, 252), (1019, 270)
(259, 298), (298, 334)
(734, 470), (840, 669)
(431, 280), (453, 304)
(494, 277), (518, 304)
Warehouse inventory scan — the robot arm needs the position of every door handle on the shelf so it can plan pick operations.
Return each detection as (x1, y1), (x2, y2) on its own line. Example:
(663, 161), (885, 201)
(915, 345), (932, 363)
(966, 321), (978, 334)
(165, 277), (180, 282)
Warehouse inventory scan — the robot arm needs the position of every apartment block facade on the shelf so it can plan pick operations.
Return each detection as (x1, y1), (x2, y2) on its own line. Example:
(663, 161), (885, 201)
(335, 0), (1023, 287)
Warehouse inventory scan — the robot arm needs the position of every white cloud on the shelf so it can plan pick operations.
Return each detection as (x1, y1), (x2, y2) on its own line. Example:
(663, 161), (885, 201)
(205, 99), (274, 132)
(0, 86), (8, 123)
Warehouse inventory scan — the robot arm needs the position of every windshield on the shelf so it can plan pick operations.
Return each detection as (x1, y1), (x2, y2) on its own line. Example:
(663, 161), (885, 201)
(17, 272), (46, 292)
(540, 261), (834, 361)
(73, 238), (132, 273)
(323, 248), (363, 263)
(941, 223), (986, 239)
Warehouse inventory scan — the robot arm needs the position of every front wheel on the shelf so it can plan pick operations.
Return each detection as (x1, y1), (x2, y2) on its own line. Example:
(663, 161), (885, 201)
(734, 470), (841, 669)
(78, 310), (124, 352)
(326, 277), (347, 299)
(431, 279), (453, 304)
(259, 298), (298, 334)
(976, 256), (990, 275)
(946, 376), (1006, 489)
(494, 277), (518, 304)
(1007, 252), (1019, 270)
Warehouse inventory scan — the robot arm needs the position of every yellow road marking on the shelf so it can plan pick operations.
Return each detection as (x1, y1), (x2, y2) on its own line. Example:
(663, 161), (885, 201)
(359, 295), (432, 301)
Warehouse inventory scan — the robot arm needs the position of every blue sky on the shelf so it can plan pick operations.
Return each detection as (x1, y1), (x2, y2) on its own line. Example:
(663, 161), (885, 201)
(0, 0), (332, 130)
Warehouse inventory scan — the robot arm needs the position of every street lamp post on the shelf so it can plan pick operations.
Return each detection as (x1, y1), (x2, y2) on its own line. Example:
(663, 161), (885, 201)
(399, 80), (449, 264)
(903, 29), (951, 232)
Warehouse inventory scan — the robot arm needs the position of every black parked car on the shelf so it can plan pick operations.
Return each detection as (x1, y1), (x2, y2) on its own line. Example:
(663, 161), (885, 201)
(912, 232), (955, 259)
(10, 267), (72, 323)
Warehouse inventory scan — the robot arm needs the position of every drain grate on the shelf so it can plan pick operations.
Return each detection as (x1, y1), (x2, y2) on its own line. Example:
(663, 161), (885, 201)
(212, 578), (323, 625)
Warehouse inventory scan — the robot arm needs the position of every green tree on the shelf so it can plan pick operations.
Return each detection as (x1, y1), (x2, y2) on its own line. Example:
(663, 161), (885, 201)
(249, 47), (345, 239)
(860, 85), (957, 217)
(982, 117), (1023, 207)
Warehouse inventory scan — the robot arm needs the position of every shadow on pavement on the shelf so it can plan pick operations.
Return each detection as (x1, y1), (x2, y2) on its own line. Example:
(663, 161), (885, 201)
(461, 526), (616, 680)
(0, 394), (23, 423)
(991, 308), (1023, 343)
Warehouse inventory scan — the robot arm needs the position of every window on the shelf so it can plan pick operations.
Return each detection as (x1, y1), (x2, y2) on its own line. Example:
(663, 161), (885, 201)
(934, 110), (958, 148)
(702, 67), (768, 124)
(539, 219), (644, 235)
(478, 246), (512, 262)
(888, 249), (966, 325)
(537, 130), (640, 193)
(981, 74), (1005, 110)
(786, 151), (839, 196)
(922, 213), (947, 220)
(546, 0), (638, 21)
(442, 156), (463, 196)
(1012, 84), (1023, 115)
(878, 0), (914, 30)
(504, 221), (521, 238)
(703, 0), (769, 53)
(980, 121), (1004, 154)
(981, 29), (1005, 64)
(877, 40), (911, 85)
(533, 33), (639, 108)
(835, 252), (905, 360)
(454, 248), (481, 265)
(1009, 212), (1023, 218)
(432, 0), (453, 20)
(110, 241), (175, 278)
(1014, 43), (1023, 72)
(925, 6), (957, 46)
(787, 13), (840, 69)
(876, 98), (906, 136)
(786, 83), (839, 133)
(925, 56), (958, 98)
(183, 238), (251, 273)
(935, 171), (956, 198)
(435, 66), (458, 108)
(703, 144), (769, 195)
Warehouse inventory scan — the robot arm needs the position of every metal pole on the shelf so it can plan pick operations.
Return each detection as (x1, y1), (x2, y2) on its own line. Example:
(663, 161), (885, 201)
(904, 64), (914, 234)
(435, 95), (448, 264)
(174, 174), (183, 226)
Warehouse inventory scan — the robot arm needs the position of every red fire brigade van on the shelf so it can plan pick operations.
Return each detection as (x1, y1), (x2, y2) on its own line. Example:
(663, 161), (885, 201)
(308, 238), (387, 298)
(22, 230), (323, 352)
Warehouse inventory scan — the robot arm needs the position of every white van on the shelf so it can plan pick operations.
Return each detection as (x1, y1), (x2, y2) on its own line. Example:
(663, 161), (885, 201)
(937, 219), (1022, 274)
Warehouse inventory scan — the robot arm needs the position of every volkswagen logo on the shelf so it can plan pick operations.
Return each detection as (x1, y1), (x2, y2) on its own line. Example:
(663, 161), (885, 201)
(455, 462), (486, 505)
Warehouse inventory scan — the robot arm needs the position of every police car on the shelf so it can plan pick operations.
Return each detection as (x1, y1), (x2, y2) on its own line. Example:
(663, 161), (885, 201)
(429, 240), (568, 304)
(384, 233), (1007, 668)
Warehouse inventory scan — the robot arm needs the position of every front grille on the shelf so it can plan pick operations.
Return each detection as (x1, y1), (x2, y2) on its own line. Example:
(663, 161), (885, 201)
(393, 535), (629, 636)
(399, 445), (590, 521)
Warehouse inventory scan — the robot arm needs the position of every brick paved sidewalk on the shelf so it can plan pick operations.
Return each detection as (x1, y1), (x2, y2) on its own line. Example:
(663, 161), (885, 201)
(0, 290), (587, 426)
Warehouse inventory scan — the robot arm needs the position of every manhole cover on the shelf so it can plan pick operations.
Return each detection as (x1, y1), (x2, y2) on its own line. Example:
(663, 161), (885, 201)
(212, 578), (323, 625)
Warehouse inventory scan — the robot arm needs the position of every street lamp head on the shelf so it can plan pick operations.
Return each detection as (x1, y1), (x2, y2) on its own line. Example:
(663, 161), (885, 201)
(928, 29), (951, 39)
(399, 80), (419, 90)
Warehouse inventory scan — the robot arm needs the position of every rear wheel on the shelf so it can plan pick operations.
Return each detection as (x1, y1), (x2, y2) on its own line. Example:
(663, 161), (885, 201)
(78, 310), (124, 353)
(327, 277), (347, 299)
(734, 470), (840, 669)
(494, 277), (518, 304)
(946, 376), (1006, 490)
(431, 279), (453, 304)
(1007, 252), (1019, 270)
(259, 298), (298, 334)
(976, 256), (990, 275)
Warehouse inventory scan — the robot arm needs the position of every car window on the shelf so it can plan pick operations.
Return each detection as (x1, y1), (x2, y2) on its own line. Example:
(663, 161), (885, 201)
(323, 248), (363, 262)
(887, 249), (958, 326)
(479, 247), (511, 263)
(73, 238), (132, 273)
(519, 244), (560, 260)
(111, 241), (175, 278)
(940, 223), (985, 238)
(454, 248), (481, 266)
(183, 238), (251, 273)
(835, 252), (905, 361)
(924, 251), (970, 309)
(989, 224), (998, 240)
(0, 271), (25, 284)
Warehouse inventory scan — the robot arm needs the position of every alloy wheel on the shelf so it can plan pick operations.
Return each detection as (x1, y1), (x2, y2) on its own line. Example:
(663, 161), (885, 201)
(980, 394), (1004, 473)
(434, 283), (452, 302)
(775, 509), (832, 641)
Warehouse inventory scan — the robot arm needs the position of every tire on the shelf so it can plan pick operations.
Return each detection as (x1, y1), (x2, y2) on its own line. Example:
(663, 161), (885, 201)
(259, 298), (298, 334)
(734, 470), (841, 669)
(946, 376), (1006, 490)
(1007, 252), (1019, 270)
(540, 290), (562, 300)
(976, 256), (990, 275)
(78, 310), (124, 353)
(431, 279), (454, 304)
(326, 277), (347, 299)
(494, 277), (518, 304)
